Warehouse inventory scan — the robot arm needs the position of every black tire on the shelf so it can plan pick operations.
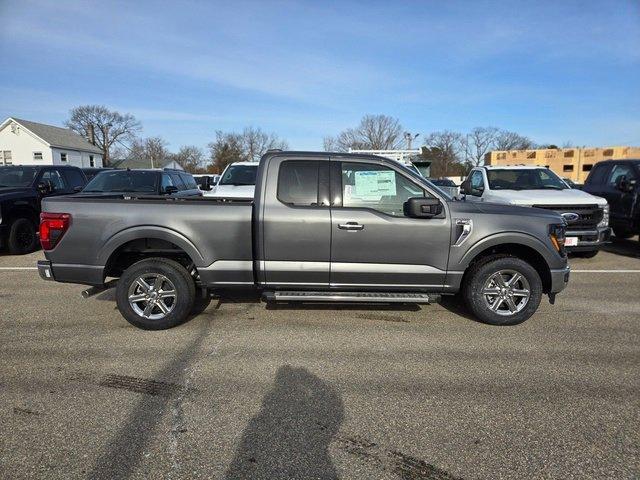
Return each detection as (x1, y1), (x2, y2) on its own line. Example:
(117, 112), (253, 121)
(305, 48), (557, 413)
(572, 250), (599, 258)
(613, 228), (634, 240)
(8, 218), (37, 254)
(462, 255), (543, 326)
(115, 257), (195, 330)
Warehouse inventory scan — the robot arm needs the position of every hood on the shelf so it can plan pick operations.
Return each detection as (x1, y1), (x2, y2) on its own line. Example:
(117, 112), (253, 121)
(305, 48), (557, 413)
(205, 184), (255, 199)
(452, 199), (563, 222)
(0, 186), (36, 200)
(488, 188), (607, 206)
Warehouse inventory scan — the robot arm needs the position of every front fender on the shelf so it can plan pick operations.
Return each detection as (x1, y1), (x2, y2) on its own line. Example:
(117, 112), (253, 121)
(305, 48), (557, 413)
(453, 231), (561, 271)
(97, 225), (205, 266)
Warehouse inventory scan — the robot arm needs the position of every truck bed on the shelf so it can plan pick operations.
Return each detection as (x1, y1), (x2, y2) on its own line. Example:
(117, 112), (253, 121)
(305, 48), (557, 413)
(41, 194), (254, 285)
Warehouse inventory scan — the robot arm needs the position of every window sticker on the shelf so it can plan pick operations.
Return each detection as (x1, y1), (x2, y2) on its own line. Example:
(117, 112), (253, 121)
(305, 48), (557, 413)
(353, 170), (396, 200)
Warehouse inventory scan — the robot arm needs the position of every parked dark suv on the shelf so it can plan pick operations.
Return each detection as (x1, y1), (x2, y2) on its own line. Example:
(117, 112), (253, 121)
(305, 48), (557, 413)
(81, 169), (202, 197)
(582, 159), (640, 241)
(0, 165), (87, 253)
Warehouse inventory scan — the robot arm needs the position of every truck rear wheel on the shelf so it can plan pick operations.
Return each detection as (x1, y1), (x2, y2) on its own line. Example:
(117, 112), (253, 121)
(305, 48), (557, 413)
(8, 218), (37, 254)
(463, 256), (542, 326)
(116, 258), (195, 330)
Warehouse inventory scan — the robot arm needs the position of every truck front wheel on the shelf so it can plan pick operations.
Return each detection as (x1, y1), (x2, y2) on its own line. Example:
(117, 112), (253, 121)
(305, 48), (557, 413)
(116, 258), (196, 330)
(463, 256), (543, 326)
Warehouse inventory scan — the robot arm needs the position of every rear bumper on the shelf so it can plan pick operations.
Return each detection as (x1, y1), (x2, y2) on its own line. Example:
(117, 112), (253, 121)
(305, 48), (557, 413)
(565, 226), (611, 251)
(37, 260), (104, 286)
(549, 265), (570, 294)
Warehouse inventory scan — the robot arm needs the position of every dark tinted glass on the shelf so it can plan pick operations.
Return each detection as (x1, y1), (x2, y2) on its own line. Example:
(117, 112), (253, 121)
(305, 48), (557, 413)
(277, 161), (319, 206)
(585, 164), (609, 185)
(83, 171), (158, 193)
(219, 165), (258, 185)
(0, 166), (38, 187)
(180, 173), (198, 189)
(63, 169), (86, 189)
(170, 173), (185, 189)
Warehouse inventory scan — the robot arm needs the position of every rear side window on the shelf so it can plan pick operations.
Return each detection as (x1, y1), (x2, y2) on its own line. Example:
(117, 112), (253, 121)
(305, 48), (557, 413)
(40, 170), (67, 191)
(278, 161), (319, 206)
(585, 164), (609, 186)
(62, 169), (86, 190)
(180, 173), (198, 189)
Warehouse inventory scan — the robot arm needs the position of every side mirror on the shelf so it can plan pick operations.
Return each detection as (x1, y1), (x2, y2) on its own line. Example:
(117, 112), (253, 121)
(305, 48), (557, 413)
(37, 181), (53, 195)
(73, 185), (83, 193)
(460, 179), (470, 195)
(164, 185), (179, 195)
(404, 197), (443, 218)
(200, 176), (212, 191)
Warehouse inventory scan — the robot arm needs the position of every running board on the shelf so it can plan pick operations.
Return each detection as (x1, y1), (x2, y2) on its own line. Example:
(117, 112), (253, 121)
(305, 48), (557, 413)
(262, 291), (437, 304)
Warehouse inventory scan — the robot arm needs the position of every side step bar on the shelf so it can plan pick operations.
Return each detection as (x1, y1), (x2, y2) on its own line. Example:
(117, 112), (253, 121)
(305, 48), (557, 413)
(262, 291), (437, 304)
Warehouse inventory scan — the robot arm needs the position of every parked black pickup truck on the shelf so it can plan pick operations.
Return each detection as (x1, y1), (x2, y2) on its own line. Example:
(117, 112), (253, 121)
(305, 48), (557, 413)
(0, 165), (86, 253)
(582, 159), (640, 241)
(38, 151), (571, 329)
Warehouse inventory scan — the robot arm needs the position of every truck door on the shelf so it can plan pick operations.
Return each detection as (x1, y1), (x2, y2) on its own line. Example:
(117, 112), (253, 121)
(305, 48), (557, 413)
(604, 163), (638, 229)
(260, 157), (331, 287)
(329, 159), (450, 290)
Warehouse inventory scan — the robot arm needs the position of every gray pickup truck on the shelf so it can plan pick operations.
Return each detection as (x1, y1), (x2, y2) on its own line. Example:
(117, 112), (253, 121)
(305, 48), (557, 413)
(37, 151), (570, 329)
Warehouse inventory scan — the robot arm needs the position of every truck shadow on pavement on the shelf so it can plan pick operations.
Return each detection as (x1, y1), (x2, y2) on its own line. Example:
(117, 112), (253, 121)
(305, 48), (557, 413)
(225, 365), (344, 480)
(602, 237), (640, 259)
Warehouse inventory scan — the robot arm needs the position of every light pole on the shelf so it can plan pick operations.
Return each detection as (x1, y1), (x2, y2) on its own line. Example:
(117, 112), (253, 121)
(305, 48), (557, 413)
(404, 132), (420, 150)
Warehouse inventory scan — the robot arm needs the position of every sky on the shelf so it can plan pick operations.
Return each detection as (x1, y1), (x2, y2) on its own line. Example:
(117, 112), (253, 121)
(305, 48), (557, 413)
(0, 0), (639, 152)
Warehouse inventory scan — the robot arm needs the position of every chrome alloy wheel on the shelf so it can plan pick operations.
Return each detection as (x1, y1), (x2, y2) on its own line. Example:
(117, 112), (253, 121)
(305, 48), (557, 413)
(481, 269), (531, 316)
(128, 274), (177, 320)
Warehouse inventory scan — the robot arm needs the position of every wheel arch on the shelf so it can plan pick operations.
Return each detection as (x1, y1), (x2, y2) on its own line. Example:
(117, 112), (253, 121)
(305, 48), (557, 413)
(99, 226), (205, 279)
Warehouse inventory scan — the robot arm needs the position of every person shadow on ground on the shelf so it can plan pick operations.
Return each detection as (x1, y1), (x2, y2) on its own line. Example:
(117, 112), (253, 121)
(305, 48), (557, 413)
(225, 365), (344, 480)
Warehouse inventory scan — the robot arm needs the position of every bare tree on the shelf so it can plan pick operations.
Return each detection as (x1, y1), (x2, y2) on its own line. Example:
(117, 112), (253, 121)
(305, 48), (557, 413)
(66, 105), (141, 166)
(462, 127), (499, 167)
(493, 130), (535, 151)
(207, 128), (288, 172)
(127, 137), (169, 168)
(241, 127), (288, 161)
(422, 130), (464, 177)
(324, 114), (404, 152)
(171, 145), (205, 172)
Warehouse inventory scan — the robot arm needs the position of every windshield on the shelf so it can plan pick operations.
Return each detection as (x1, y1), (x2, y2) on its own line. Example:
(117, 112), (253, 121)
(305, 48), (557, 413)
(83, 170), (158, 193)
(219, 164), (258, 186)
(487, 168), (567, 190)
(0, 167), (38, 187)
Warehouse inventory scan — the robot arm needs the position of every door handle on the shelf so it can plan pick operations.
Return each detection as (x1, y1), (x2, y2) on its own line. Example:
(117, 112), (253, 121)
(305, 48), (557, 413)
(338, 222), (364, 231)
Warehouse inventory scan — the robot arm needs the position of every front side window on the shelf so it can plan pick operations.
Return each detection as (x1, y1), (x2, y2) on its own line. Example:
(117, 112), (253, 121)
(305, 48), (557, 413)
(470, 170), (484, 191)
(341, 162), (425, 217)
(40, 170), (67, 191)
(277, 160), (319, 206)
(219, 164), (258, 186)
(161, 173), (174, 191)
(170, 173), (185, 190)
(607, 164), (636, 185)
(180, 173), (198, 190)
(487, 168), (567, 190)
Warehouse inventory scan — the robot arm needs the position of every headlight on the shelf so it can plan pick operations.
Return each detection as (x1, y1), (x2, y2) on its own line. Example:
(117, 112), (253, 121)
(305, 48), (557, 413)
(598, 204), (609, 228)
(549, 223), (567, 256)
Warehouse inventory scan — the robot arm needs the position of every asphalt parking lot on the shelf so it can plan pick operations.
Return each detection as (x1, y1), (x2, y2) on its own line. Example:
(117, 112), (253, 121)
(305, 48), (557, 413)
(1, 240), (639, 480)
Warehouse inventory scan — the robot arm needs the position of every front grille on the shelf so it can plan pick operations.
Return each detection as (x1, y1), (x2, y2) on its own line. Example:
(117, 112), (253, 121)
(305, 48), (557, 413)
(532, 204), (603, 228)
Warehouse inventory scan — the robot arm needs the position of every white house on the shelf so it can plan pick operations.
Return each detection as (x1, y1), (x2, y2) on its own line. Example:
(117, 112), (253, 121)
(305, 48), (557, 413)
(0, 117), (103, 168)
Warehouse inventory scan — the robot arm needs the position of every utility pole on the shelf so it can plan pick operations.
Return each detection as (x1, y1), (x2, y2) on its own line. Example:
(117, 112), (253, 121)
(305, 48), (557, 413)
(404, 132), (420, 150)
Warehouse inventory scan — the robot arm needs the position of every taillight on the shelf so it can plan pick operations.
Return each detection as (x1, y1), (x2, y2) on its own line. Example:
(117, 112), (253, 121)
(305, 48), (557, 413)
(40, 213), (72, 250)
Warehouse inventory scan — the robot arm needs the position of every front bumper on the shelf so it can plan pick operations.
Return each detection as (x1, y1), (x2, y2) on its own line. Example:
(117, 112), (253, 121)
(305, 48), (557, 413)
(549, 265), (571, 294)
(565, 226), (611, 251)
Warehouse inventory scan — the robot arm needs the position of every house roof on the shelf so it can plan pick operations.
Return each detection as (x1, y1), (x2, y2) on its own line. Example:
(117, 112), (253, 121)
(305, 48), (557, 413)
(113, 158), (184, 170)
(5, 117), (103, 154)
